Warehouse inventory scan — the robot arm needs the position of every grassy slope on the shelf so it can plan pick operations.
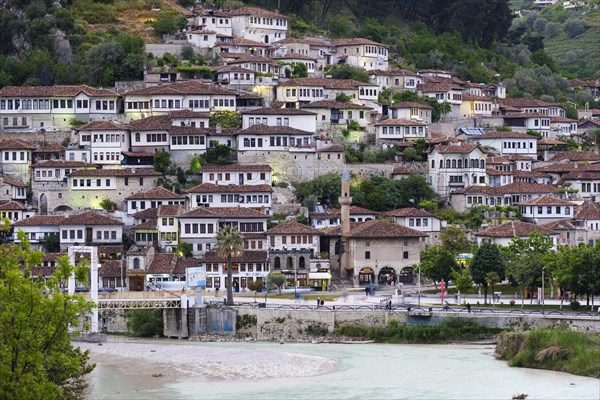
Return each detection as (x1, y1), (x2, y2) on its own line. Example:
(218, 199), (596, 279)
(544, 9), (600, 77)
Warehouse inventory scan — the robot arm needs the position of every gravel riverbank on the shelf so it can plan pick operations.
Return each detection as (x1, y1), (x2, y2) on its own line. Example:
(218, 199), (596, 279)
(77, 340), (338, 381)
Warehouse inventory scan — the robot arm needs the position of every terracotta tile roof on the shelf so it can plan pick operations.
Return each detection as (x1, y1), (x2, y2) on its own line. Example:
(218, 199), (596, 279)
(241, 232), (266, 239)
(561, 170), (600, 180)
(477, 220), (556, 238)
(417, 82), (461, 92)
(389, 101), (433, 110)
(547, 151), (600, 162)
(494, 182), (559, 195)
(226, 7), (286, 19)
(201, 163), (271, 172)
(62, 211), (124, 226)
(498, 98), (559, 108)
(369, 68), (416, 76)
(332, 38), (388, 48)
(74, 120), (125, 131)
(346, 219), (426, 238)
(503, 112), (551, 119)
(272, 53), (317, 61)
(180, 207), (268, 218)
(551, 116), (578, 123)
(384, 207), (436, 218)
(486, 168), (510, 176)
(68, 168), (162, 177)
(215, 65), (256, 74)
(0, 200), (26, 210)
(34, 144), (65, 153)
(223, 54), (280, 66)
(122, 151), (155, 158)
(189, 29), (217, 34)
(126, 186), (185, 200)
(129, 115), (171, 131)
(199, 250), (268, 263)
(125, 80), (237, 96)
(516, 195), (574, 206)
(310, 206), (378, 219)
(452, 185), (498, 195)
(267, 221), (321, 235)
(1, 177), (28, 187)
(0, 85), (118, 98)
(98, 245), (124, 255)
(279, 78), (377, 89)
(157, 204), (185, 217)
(434, 144), (484, 154)
(427, 133), (461, 145)
(301, 100), (371, 110)
(538, 137), (566, 145)
(169, 125), (211, 135)
(237, 124), (312, 136)
(243, 107), (316, 116)
(173, 257), (198, 275)
(534, 163), (600, 174)
(462, 94), (493, 102)
(316, 144), (344, 152)
(487, 155), (512, 164)
(32, 160), (95, 168)
(13, 215), (66, 227)
(574, 202), (600, 220)
(185, 183), (273, 194)
(543, 219), (577, 231)
(475, 131), (538, 139)
(274, 37), (330, 47)
(507, 154), (536, 162)
(132, 207), (158, 219)
(169, 110), (211, 119)
(0, 139), (36, 150)
(99, 260), (124, 277)
(375, 118), (427, 127)
(391, 165), (416, 175)
(131, 219), (158, 230)
(148, 253), (177, 274)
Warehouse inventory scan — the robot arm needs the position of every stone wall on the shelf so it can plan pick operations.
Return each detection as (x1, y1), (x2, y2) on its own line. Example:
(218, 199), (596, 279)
(0, 130), (70, 145)
(238, 151), (344, 182)
(99, 309), (128, 333)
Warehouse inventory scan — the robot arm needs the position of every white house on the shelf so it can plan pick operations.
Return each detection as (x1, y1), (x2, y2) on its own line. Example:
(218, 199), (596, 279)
(475, 220), (558, 247)
(0, 139), (36, 182)
(242, 107), (317, 131)
(74, 120), (129, 165)
(384, 207), (444, 245)
(126, 186), (186, 215)
(375, 118), (428, 143)
(185, 182), (273, 213)
(389, 102), (432, 124)
(331, 38), (389, 71)
(276, 78), (379, 109)
(227, 7), (288, 44)
(236, 124), (315, 153)
(201, 163), (272, 186)
(13, 215), (65, 250)
(428, 144), (488, 197)
(469, 131), (538, 158)
(301, 100), (372, 130)
(58, 211), (124, 250)
(187, 29), (219, 48)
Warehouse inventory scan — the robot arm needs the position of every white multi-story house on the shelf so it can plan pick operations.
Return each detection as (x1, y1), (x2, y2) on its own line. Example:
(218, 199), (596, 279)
(74, 120), (129, 165)
(428, 144), (488, 197)
(560, 171), (600, 202)
(0, 176), (27, 202)
(129, 115), (170, 153)
(550, 117), (578, 137)
(331, 38), (389, 71)
(309, 205), (378, 229)
(0, 139), (35, 182)
(518, 195), (575, 224)
(573, 201), (600, 246)
(301, 100), (372, 130)
(384, 207), (444, 245)
(201, 163), (272, 186)
(188, 8), (233, 37)
(273, 53), (317, 77)
(185, 182), (273, 213)
(449, 182), (559, 212)
(222, 53), (282, 76)
(418, 82), (463, 105)
(0, 85), (120, 132)
(215, 66), (256, 86)
(32, 160), (95, 184)
(276, 78), (379, 108)
(1, 199), (33, 223)
(123, 81), (237, 121)
(242, 107), (317, 131)
(157, 204), (184, 253)
(199, 250), (269, 292)
(369, 69), (422, 91)
(498, 98), (565, 117)
(179, 207), (268, 256)
(389, 102), (432, 124)
(228, 7), (287, 44)
(216, 38), (273, 56)
(459, 95), (494, 119)
(187, 29), (219, 48)
(273, 36), (334, 73)
(13, 215), (65, 250)
(237, 124), (315, 154)
(503, 113), (551, 137)
(126, 186), (186, 215)
(58, 211), (124, 250)
(375, 119), (428, 143)
(476, 220), (558, 247)
(469, 131), (538, 158)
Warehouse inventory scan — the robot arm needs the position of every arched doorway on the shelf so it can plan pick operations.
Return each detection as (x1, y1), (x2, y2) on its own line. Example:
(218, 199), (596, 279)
(274, 256), (281, 269)
(378, 267), (397, 285)
(264, 35), (269, 43)
(399, 266), (414, 284)
(298, 256), (306, 269)
(358, 267), (374, 285)
(286, 256), (293, 269)
(39, 193), (48, 215)
(54, 205), (73, 212)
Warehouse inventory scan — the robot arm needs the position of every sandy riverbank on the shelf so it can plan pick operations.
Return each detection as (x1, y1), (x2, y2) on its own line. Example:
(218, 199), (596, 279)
(77, 340), (338, 381)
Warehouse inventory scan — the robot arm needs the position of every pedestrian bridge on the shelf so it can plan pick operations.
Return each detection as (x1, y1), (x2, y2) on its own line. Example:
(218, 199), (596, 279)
(97, 298), (182, 309)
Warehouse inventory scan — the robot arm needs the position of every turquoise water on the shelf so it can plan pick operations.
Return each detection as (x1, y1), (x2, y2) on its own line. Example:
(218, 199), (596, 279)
(89, 340), (599, 400)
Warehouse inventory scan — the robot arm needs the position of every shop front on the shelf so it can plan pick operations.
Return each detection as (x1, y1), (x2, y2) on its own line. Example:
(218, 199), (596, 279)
(308, 270), (331, 291)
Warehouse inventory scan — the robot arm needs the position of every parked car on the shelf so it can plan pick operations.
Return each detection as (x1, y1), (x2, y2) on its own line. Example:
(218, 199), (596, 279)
(74, 286), (89, 293)
(98, 287), (117, 293)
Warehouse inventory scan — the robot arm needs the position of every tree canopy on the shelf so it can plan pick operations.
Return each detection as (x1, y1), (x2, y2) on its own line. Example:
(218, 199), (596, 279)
(470, 240), (505, 304)
(216, 226), (244, 305)
(0, 228), (95, 399)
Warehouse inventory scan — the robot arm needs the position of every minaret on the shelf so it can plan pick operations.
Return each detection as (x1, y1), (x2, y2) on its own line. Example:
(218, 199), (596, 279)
(338, 167), (353, 283)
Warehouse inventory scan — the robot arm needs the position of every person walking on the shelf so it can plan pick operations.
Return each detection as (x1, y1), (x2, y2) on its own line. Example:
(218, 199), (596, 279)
(316, 297), (320, 308)
(466, 303), (471, 313)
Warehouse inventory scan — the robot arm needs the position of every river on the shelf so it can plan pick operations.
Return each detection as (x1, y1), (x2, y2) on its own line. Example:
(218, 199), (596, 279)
(82, 338), (599, 400)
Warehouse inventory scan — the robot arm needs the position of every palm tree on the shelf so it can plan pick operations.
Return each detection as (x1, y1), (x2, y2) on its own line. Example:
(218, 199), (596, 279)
(216, 226), (244, 305)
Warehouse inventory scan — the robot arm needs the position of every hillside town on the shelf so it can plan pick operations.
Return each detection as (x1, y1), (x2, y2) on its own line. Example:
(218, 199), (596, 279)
(0, 4), (599, 296)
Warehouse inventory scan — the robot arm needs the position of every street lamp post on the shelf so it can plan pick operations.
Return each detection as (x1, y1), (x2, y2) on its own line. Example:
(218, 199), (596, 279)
(418, 265), (421, 308)
(542, 267), (545, 314)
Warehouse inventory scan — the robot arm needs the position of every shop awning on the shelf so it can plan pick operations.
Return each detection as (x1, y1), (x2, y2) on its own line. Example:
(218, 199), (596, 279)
(309, 272), (332, 280)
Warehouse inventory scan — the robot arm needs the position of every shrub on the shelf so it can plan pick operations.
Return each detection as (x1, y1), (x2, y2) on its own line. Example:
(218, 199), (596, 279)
(126, 309), (164, 337)
(570, 300), (580, 311)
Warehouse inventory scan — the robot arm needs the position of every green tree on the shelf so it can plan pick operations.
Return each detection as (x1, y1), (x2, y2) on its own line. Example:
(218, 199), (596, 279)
(470, 240), (505, 304)
(267, 271), (286, 295)
(440, 226), (469, 256)
(216, 226), (244, 305)
(99, 198), (116, 211)
(327, 64), (371, 83)
(570, 243), (600, 308)
(505, 233), (553, 308)
(153, 149), (171, 173)
(0, 230), (95, 399)
(292, 62), (308, 78)
(453, 267), (473, 302)
(126, 309), (164, 337)
(336, 92), (352, 102)
(175, 242), (192, 258)
(205, 142), (235, 164)
(209, 110), (241, 129)
(44, 232), (60, 253)
(420, 245), (457, 290)
(153, 12), (184, 36)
